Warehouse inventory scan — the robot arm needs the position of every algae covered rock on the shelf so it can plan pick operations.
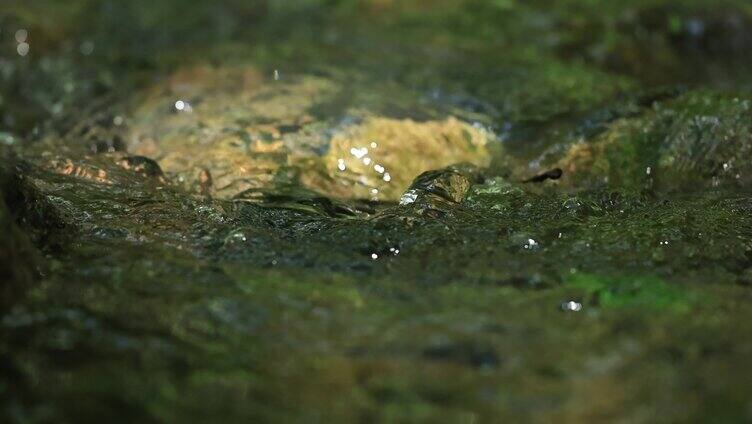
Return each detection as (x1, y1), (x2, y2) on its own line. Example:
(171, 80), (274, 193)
(558, 90), (752, 191)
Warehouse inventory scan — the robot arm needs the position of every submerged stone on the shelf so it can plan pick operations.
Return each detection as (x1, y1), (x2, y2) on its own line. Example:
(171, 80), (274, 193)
(321, 117), (490, 201)
(124, 65), (330, 198)
(119, 65), (493, 201)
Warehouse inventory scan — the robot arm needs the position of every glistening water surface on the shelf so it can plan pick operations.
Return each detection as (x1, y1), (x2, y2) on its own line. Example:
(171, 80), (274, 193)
(2, 1), (752, 422)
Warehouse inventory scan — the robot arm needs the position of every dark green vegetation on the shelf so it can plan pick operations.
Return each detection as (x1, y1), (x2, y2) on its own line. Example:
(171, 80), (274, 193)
(2, 1), (752, 422)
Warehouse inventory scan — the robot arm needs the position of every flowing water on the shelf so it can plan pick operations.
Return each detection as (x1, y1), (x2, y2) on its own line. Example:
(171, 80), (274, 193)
(2, 1), (752, 422)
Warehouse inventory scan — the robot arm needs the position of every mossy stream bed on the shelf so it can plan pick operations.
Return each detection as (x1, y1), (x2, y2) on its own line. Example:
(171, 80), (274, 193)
(2, 1), (752, 422)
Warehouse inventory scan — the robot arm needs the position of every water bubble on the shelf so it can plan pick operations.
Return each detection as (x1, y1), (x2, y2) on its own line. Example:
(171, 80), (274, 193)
(383, 172), (391, 182)
(374, 164), (385, 174)
(16, 42), (29, 56)
(337, 158), (346, 171)
(560, 300), (582, 312)
(523, 238), (539, 250)
(370, 142), (378, 149)
(174, 100), (192, 112)
(14, 29), (28, 43)
(273, 69), (280, 81)
(79, 41), (94, 56)
(371, 253), (378, 260)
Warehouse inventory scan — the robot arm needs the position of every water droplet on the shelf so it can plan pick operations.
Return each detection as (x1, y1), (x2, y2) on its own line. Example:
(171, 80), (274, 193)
(371, 253), (378, 260)
(273, 69), (280, 81)
(563, 198), (580, 209)
(523, 238), (539, 250)
(399, 190), (418, 205)
(374, 164), (385, 174)
(337, 158), (346, 171)
(383, 172), (391, 182)
(350, 147), (368, 159)
(224, 231), (248, 246)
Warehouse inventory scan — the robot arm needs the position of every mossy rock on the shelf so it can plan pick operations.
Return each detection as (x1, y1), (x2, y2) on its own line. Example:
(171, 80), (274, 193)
(559, 90), (752, 191)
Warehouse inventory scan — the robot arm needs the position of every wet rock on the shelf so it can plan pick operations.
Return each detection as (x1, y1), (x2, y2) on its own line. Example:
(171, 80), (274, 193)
(122, 64), (494, 201)
(322, 117), (490, 201)
(49, 157), (112, 184)
(124, 65), (321, 197)
(116, 155), (166, 182)
(0, 150), (39, 307)
(233, 184), (371, 218)
(45, 153), (167, 186)
(400, 167), (474, 205)
(10, 154), (235, 254)
(558, 90), (752, 192)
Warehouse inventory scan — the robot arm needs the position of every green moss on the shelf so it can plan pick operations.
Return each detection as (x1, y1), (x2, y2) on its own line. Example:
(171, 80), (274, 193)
(563, 89), (752, 191)
(568, 273), (695, 312)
